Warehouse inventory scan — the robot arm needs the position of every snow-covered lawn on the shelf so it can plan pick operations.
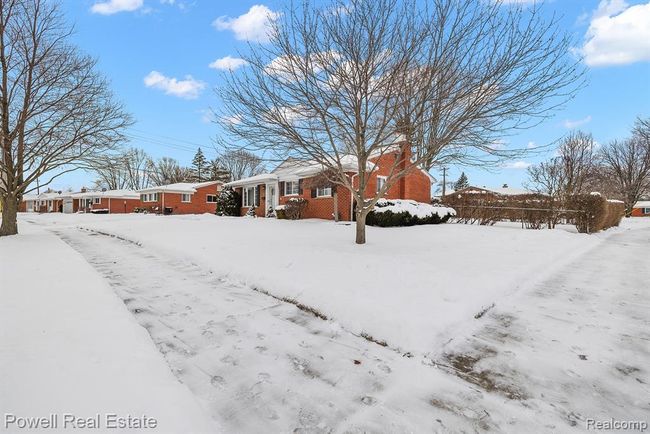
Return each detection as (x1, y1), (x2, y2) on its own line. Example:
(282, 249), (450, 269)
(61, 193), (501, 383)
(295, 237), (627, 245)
(22, 212), (603, 355)
(5, 213), (649, 432)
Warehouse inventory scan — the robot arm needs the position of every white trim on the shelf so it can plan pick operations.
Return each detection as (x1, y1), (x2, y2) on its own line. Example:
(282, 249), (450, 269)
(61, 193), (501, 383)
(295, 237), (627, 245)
(315, 186), (332, 198)
(284, 180), (300, 196)
(181, 193), (192, 203)
(376, 175), (387, 193)
(206, 194), (218, 203)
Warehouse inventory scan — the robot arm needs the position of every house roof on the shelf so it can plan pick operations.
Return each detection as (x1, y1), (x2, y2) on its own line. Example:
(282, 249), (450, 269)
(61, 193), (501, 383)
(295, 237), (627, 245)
(634, 201), (650, 208)
(138, 180), (221, 194)
(21, 194), (38, 202)
(70, 189), (140, 200)
(448, 186), (538, 196)
(37, 192), (67, 200)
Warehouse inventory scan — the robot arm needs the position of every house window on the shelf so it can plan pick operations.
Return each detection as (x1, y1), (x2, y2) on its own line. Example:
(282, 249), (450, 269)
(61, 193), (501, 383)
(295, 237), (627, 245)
(243, 186), (257, 207)
(206, 194), (217, 203)
(141, 193), (159, 202)
(316, 187), (331, 197)
(284, 181), (299, 196)
(181, 193), (191, 203)
(643, 208), (650, 215)
(376, 176), (387, 193)
(93, 197), (101, 204)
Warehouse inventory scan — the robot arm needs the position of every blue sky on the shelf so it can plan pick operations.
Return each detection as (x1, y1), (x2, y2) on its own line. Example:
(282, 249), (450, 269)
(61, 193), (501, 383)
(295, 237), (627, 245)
(49, 0), (650, 192)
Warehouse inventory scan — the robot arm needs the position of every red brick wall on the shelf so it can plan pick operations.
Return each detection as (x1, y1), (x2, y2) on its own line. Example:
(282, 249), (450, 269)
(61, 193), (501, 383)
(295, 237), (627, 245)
(140, 184), (221, 215)
(236, 185), (267, 217)
(631, 207), (649, 217)
(278, 182), (352, 221)
(90, 198), (141, 213)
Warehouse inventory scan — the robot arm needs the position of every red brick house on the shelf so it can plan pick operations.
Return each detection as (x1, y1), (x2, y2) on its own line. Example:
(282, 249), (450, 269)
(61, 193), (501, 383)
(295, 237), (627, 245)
(71, 190), (141, 214)
(36, 191), (66, 213)
(631, 201), (650, 217)
(138, 181), (222, 215)
(225, 142), (433, 220)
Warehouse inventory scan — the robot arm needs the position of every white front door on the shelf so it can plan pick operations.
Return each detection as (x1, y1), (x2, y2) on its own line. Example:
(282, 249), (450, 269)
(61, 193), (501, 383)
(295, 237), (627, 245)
(266, 183), (277, 215)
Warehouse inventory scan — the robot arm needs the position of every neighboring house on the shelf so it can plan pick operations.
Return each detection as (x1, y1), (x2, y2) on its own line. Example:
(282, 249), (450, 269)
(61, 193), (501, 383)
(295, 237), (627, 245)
(631, 201), (650, 217)
(18, 194), (39, 212)
(71, 190), (141, 214)
(36, 191), (66, 213)
(225, 142), (433, 221)
(138, 181), (222, 215)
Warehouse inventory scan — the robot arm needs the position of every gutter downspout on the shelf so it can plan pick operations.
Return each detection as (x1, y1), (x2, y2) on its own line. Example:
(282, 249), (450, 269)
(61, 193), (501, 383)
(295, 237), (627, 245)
(162, 192), (165, 214)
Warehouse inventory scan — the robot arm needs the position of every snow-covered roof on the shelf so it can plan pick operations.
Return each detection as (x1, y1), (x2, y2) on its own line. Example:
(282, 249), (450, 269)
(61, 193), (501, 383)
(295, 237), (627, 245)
(452, 186), (537, 196)
(634, 201), (650, 208)
(37, 192), (66, 200)
(225, 173), (279, 188)
(21, 194), (38, 202)
(71, 189), (140, 200)
(138, 181), (221, 194)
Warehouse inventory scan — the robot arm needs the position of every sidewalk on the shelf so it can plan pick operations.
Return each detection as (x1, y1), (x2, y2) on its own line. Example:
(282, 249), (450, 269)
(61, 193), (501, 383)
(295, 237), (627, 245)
(0, 222), (218, 433)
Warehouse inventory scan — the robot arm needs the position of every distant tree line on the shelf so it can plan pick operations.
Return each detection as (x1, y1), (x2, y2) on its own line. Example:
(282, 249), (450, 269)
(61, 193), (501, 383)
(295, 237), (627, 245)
(85, 147), (265, 190)
(526, 117), (650, 216)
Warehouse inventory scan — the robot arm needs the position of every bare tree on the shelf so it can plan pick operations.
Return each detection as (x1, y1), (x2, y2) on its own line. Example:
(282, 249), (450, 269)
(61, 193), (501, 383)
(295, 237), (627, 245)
(217, 0), (583, 244)
(146, 156), (192, 186)
(86, 148), (151, 191)
(88, 153), (130, 190)
(600, 117), (650, 216)
(215, 149), (264, 181)
(0, 0), (131, 235)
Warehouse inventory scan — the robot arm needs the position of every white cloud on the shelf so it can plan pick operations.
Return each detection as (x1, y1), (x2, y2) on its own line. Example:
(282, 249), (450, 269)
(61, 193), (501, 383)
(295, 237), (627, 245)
(526, 141), (537, 149)
(563, 115), (592, 129)
(209, 56), (249, 71)
(579, 1), (650, 67)
(213, 5), (279, 42)
(143, 71), (205, 99)
(90, 0), (143, 15)
(503, 160), (532, 169)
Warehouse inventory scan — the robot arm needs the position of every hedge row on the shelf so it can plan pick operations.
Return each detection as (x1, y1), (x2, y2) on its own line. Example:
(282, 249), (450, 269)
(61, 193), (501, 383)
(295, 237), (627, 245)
(442, 192), (624, 233)
(366, 209), (451, 227)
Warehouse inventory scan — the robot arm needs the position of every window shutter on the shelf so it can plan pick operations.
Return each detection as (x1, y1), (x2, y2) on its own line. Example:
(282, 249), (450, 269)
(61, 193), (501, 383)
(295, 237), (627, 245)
(279, 181), (284, 197)
(331, 185), (336, 197)
(311, 188), (317, 198)
(255, 185), (260, 206)
(298, 179), (303, 195)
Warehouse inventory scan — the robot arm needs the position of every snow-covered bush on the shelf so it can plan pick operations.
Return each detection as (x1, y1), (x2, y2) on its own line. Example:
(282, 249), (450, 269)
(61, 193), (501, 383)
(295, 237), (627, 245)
(245, 206), (257, 218)
(367, 199), (455, 227)
(278, 197), (308, 220)
(216, 186), (240, 216)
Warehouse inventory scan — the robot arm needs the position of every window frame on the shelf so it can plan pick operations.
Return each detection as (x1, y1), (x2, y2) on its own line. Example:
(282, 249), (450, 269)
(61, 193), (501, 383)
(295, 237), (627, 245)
(376, 176), (387, 193)
(315, 186), (332, 198)
(93, 197), (101, 205)
(284, 180), (299, 196)
(181, 193), (192, 203)
(243, 186), (256, 207)
(643, 207), (650, 215)
(206, 194), (217, 203)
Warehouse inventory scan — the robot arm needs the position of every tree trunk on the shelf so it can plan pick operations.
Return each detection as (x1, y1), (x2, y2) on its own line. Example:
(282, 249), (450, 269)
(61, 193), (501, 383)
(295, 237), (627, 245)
(0, 194), (19, 236)
(355, 209), (367, 244)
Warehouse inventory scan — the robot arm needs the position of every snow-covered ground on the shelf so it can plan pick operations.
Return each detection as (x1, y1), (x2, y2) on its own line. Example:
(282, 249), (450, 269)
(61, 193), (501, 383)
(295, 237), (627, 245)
(3, 213), (649, 432)
(0, 222), (218, 433)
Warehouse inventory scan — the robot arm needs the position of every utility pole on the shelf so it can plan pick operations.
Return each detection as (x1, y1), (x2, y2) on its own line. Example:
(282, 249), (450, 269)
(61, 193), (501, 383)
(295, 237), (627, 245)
(441, 167), (447, 197)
